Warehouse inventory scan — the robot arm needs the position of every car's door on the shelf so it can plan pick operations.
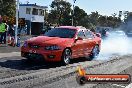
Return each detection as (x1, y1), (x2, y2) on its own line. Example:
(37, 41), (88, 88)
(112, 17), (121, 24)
(83, 30), (96, 56)
(72, 30), (86, 58)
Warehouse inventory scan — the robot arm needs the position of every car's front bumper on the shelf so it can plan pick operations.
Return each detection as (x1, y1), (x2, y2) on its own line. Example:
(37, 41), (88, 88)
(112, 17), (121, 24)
(21, 47), (63, 62)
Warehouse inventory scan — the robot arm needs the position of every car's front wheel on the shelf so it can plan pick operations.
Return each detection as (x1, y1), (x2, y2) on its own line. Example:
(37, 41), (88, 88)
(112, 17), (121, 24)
(89, 45), (99, 60)
(61, 48), (72, 65)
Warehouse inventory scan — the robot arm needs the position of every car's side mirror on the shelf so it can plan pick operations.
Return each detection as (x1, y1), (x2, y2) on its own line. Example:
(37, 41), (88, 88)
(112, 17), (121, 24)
(74, 37), (83, 43)
(96, 33), (101, 38)
(77, 37), (83, 40)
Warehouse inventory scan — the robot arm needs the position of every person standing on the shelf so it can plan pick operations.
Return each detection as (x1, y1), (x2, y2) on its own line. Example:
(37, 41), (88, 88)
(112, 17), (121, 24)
(0, 17), (6, 44)
(0, 17), (2, 44)
(3, 22), (8, 44)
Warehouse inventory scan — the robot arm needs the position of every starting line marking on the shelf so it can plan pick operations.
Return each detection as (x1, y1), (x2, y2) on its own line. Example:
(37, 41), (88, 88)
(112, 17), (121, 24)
(125, 83), (132, 88)
(112, 84), (126, 88)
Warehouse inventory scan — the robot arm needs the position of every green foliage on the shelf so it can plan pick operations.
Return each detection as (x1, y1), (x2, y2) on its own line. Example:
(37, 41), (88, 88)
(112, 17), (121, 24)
(0, 0), (16, 16)
(124, 12), (132, 23)
(122, 12), (132, 32)
(89, 11), (100, 26)
(48, 0), (72, 25)
(98, 15), (121, 28)
(73, 6), (87, 26)
(47, 0), (122, 29)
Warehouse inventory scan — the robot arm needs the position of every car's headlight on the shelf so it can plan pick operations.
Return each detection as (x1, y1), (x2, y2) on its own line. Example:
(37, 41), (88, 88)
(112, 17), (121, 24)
(45, 45), (61, 50)
(23, 41), (28, 47)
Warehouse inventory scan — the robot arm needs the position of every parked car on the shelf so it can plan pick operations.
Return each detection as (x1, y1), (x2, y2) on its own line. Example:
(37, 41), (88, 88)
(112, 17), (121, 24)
(21, 26), (101, 65)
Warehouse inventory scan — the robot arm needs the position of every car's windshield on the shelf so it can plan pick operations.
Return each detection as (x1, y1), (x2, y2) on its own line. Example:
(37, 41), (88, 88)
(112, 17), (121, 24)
(44, 28), (76, 38)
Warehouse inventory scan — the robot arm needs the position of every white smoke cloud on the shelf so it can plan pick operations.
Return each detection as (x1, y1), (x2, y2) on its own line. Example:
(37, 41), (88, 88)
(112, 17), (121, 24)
(97, 31), (132, 60)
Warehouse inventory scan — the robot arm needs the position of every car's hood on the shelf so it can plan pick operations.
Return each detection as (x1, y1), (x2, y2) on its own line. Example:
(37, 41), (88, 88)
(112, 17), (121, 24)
(27, 36), (74, 46)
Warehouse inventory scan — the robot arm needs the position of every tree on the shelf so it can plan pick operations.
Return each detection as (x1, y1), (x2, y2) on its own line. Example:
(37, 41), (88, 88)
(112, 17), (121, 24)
(123, 11), (129, 20)
(48, 0), (72, 25)
(118, 11), (122, 19)
(0, 0), (16, 16)
(98, 16), (107, 27)
(89, 11), (100, 26)
(112, 13), (117, 18)
(122, 12), (132, 32)
(48, 0), (121, 29)
(124, 12), (132, 23)
(73, 6), (87, 26)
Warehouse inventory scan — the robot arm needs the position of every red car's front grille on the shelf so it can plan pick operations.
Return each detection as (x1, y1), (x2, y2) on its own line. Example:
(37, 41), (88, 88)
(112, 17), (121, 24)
(28, 43), (40, 49)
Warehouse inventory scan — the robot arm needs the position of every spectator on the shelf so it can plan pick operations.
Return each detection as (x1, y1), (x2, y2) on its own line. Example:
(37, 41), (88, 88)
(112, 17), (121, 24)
(0, 17), (6, 44)
(8, 24), (15, 37)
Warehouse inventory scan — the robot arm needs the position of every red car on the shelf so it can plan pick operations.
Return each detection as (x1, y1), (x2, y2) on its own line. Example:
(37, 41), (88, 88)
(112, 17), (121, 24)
(21, 26), (101, 65)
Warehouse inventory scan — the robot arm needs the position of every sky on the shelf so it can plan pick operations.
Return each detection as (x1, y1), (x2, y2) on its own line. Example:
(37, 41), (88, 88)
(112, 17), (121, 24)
(20, 0), (132, 16)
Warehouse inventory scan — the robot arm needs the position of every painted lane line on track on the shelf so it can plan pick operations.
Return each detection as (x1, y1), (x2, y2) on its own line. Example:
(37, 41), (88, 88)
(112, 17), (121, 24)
(112, 84), (126, 88)
(0, 55), (131, 86)
(0, 52), (20, 58)
(125, 83), (132, 88)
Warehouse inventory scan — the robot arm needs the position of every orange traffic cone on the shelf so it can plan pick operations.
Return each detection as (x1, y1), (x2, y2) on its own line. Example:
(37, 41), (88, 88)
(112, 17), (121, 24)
(8, 34), (11, 45)
(77, 66), (86, 76)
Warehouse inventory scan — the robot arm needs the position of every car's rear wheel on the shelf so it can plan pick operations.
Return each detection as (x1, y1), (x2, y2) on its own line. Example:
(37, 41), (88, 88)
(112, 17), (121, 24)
(61, 48), (72, 65)
(89, 45), (99, 60)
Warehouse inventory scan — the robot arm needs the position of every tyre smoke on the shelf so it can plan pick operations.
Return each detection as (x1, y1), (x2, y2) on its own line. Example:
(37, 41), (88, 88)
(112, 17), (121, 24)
(97, 31), (132, 60)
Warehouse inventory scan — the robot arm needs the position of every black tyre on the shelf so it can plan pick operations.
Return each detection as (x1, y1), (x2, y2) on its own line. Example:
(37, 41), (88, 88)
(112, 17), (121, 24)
(90, 45), (99, 60)
(25, 58), (33, 64)
(61, 48), (72, 65)
(76, 76), (86, 85)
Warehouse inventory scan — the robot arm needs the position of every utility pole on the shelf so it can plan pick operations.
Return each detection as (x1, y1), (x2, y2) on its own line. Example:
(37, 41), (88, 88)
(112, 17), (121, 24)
(30, 17), (32, 35)
(15, 0), (19, 45)
(72, 0), (76, 26)
(72, 4), (74, 26)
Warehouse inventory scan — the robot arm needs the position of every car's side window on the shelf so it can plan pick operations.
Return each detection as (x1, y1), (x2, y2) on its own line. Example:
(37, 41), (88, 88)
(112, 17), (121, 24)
(84, 30), (94, 39)
(77, 30), (85, 39)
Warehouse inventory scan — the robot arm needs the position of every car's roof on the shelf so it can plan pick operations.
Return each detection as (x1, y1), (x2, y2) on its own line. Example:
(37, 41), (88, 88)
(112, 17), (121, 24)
(57, 26), (87, 31)
(58, 26), (79, 30)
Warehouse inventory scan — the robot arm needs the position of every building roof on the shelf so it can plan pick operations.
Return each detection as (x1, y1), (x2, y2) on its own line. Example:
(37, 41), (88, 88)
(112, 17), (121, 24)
(20, 4), (48, 9)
